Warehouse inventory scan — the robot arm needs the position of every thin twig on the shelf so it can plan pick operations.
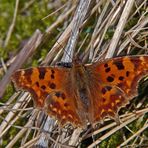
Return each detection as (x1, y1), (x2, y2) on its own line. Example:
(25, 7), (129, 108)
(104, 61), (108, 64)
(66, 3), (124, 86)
(106, 0), (135, 58)
(4, 0), (19, 47)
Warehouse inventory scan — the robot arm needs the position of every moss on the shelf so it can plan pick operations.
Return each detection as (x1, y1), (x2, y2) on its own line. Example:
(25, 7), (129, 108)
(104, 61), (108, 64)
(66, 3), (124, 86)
(105, 28), (114, 40)
(0, 1), (55, 60)
(2, 84), (14, 103)
(99, 131), (122, 148)
(107, 131), (123, 147)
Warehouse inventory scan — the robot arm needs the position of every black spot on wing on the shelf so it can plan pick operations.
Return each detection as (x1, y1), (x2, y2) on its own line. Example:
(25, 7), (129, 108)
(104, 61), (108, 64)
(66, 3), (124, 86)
(126, 71), (130, 77)
(38, 68), (46, 79)
(49, 83), (56, 89)
(106, 86), (112, 91)
(36, 82), (39, 87)
(107, 76), (114, 82)
(102, 98), (106, 102)
(24, 69), (33, 83)
(101, 97), (106, 103)
(105, 67), (111, 73)
(55, 92), (61, 98)
(64, 103), (69, 107)
(51, 74), (55, 79)
(101, 88), (106, 94)
(113, 60), (124, 70)
(61, 93), (66, 100)
(41, 85), (46, 90)
(51, 69), (55, 74)
(55, 91), (66, 100)
(50, 69), (55, 79)
(101, 86), (112, 94)
(104, 63), (108, 68)
(119, 76), (124, 81)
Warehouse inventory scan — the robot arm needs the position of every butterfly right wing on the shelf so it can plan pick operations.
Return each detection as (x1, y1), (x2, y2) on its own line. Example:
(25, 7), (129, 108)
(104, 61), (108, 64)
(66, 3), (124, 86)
(12, 67), (82, 126)
(86, 55), (148, 123)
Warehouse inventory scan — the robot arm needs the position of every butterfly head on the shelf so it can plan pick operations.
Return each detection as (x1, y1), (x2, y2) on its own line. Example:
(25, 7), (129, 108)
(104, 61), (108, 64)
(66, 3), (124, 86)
(72, 56), (84, 67)
(57, 56), (84, 68)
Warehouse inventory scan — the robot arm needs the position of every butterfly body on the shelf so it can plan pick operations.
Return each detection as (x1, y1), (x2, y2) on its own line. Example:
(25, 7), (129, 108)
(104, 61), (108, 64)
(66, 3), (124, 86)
(12, 55), (148, 127)
(70, 62), (94, 125)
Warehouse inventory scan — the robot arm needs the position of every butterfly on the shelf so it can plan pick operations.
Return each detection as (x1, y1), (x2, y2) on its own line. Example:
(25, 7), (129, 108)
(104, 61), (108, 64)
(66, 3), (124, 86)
(11, 55), (148, 128)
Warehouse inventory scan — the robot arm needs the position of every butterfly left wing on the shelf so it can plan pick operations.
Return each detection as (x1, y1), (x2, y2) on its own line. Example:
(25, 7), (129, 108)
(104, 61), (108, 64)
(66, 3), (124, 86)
(12, 67), (82, 126)
(86, 55), (148, 123)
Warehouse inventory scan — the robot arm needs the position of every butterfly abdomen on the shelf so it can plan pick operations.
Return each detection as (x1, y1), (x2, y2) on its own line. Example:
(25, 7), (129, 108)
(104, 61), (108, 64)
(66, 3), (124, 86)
(79, 88), (90, 109)
(71, 63), (92, 122)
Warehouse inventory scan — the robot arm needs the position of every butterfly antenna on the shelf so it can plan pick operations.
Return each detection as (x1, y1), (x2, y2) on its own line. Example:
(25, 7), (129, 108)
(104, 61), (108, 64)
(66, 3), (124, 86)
(56, 39), (73, 62)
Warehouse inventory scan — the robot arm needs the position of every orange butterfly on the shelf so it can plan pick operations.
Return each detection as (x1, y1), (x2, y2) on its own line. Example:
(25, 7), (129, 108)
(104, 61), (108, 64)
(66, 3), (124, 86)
(12, 55), (148, 127)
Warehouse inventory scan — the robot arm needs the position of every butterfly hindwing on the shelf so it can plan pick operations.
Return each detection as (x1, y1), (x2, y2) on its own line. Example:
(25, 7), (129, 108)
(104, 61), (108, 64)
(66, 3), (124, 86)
(91, 85), (127, 122)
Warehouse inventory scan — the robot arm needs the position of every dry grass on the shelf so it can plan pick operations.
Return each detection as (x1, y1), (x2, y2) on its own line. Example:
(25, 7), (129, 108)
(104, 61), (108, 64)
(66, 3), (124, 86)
(0, 0), (148, 147)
